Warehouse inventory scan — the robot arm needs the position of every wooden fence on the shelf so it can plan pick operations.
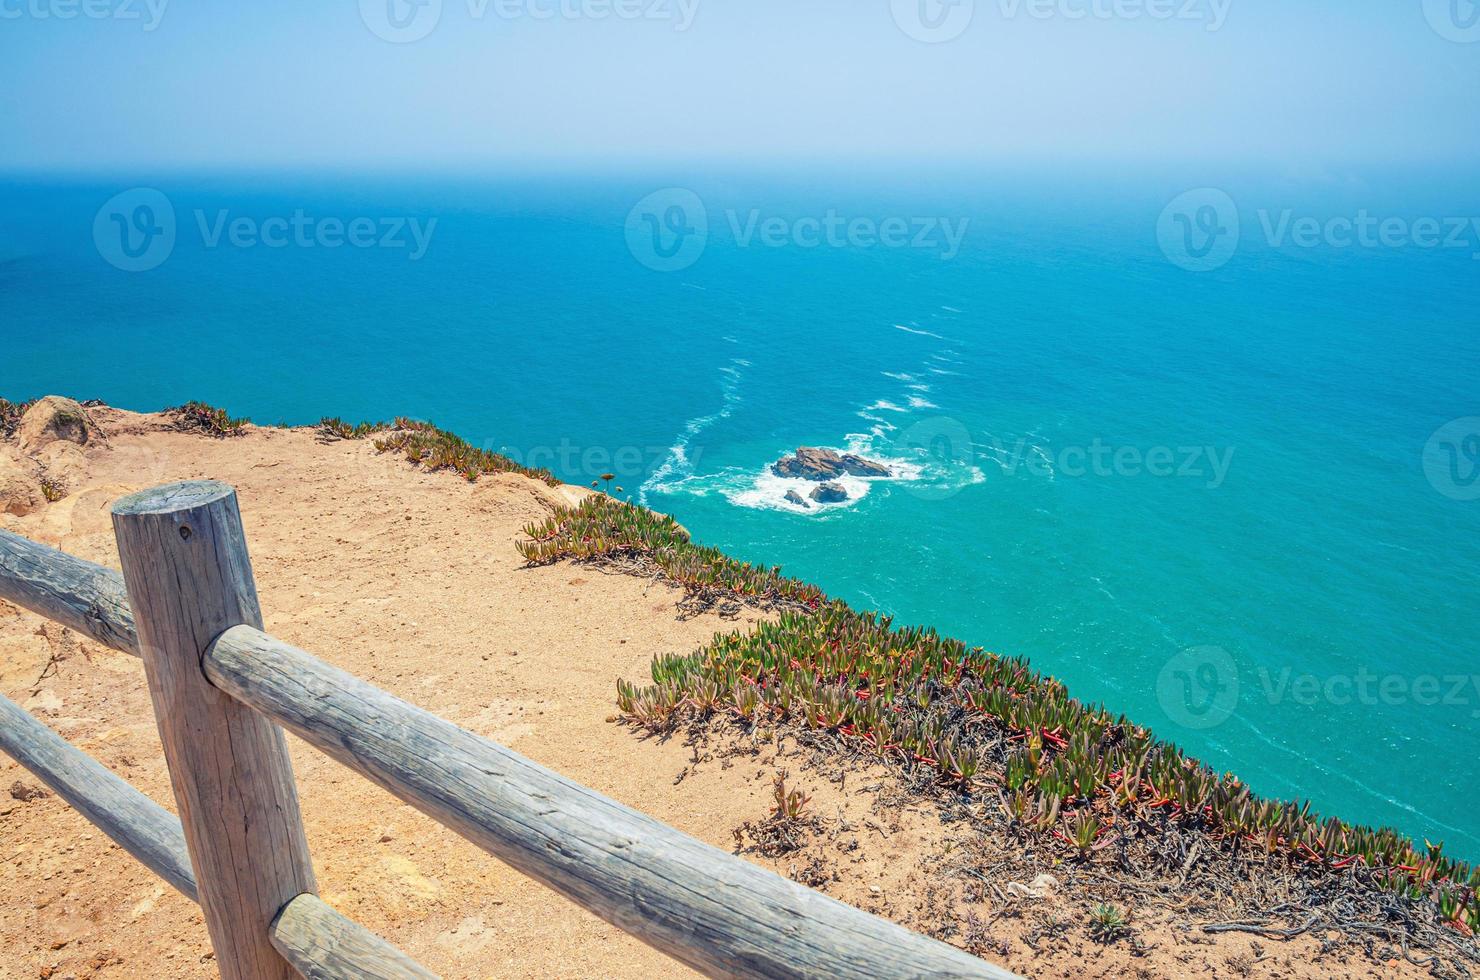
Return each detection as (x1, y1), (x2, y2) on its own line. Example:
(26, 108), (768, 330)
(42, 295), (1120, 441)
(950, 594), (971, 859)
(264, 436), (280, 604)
(0, 480), (1016, 979)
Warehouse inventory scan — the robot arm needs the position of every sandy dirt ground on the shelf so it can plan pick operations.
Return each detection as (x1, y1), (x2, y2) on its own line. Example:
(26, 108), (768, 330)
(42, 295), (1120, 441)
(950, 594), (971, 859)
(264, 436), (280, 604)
(0, 404), (1431, 979)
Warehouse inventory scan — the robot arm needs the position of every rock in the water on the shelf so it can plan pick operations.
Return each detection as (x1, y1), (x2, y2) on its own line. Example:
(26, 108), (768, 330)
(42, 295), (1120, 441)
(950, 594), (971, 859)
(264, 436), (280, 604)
(809, 482), (849, 504)
(0, 454), (44, 516)
(16, 396), (103, 455)
(772, 446), (891, 481)
(783, 489), (810, 508)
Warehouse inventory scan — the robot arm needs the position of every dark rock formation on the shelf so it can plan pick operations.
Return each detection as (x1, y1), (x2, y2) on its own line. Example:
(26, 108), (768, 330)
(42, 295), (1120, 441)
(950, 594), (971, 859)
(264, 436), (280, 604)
(783, 490), (810, 508)
(809, 482), (849, 504)
(772, 447), (891, 481)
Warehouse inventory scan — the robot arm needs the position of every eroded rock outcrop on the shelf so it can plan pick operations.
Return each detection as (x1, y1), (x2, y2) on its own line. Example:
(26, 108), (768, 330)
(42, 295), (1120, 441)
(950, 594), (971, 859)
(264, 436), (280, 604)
(16, 396), (104, 456)
(771, 447), (891, 481)
(0, 454), (44, 516)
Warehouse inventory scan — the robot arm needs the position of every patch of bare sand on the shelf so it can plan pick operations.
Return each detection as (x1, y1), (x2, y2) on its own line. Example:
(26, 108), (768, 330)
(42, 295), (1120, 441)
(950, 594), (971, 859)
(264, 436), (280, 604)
(0, 408), (1428, 979)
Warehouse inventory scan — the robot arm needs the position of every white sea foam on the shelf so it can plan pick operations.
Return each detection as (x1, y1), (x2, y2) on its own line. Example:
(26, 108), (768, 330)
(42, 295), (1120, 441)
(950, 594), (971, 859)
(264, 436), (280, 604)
(894, 324), (945, 339)
(640, 359), (746, 504)
(863, 399), (909, 413)
(882, 371), (919, 382)
(726, 435), (925, 515)
(907, 396), (938, 409)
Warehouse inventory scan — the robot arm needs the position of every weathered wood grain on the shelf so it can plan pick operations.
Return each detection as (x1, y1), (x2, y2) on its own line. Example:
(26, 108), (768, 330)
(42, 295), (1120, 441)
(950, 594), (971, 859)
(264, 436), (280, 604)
(208, 625), (1016, 980)
(112, 481), (317, 980)
(0, 691), (197, 901)
(271, 894), (441, 980)
(0, 528), (138, 656)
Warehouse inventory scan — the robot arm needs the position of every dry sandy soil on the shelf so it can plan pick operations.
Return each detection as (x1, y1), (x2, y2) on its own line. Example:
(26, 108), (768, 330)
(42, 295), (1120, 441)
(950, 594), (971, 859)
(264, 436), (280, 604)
(0, 402), (1432, 979)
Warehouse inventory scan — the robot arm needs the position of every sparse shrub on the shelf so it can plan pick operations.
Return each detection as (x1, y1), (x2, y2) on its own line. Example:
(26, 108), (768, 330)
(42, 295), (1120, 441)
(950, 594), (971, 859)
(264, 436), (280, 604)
(771, 773), (810, 822)
(317, 417), (391, 440)
(170, 401), (247, 437)
(372, 421), (558, 486)
(1088, 903), (1128, 942)
(733, 773), (816, 856)
(0, 397), (35, 438)
(521, 495), (825, 608)
(38, 476), (66, 503)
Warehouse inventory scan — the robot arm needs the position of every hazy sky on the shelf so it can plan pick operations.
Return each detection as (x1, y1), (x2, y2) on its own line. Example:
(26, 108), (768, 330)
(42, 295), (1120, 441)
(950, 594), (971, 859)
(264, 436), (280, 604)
(2, 0), (1477, 173)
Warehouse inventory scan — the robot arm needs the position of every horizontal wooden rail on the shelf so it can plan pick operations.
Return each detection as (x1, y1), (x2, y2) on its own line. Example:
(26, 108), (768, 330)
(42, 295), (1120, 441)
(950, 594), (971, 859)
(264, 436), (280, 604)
(271, 894), (439, 980)
(0, 690), (197, 901)
(206, 625), (1012, 979)
(0, 529), (137, 656)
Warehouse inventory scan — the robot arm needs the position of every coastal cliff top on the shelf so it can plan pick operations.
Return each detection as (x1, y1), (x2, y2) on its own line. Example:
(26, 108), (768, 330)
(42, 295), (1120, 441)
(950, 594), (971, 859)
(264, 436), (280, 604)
(0, 398), (1466, 979)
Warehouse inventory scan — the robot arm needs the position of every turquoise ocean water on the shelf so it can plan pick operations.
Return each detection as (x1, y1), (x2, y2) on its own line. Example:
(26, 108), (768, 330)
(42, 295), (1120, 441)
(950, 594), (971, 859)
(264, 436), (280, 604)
(2, 171), (1477, 858)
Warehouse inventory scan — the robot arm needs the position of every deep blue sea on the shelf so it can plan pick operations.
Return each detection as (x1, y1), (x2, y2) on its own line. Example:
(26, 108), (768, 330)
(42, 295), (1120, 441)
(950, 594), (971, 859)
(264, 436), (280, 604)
(2, 170), (1477, 859)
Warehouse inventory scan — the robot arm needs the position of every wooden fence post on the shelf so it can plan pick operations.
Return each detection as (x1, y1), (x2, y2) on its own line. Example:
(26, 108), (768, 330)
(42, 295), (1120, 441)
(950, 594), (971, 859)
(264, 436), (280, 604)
(113, 481), (316, 980)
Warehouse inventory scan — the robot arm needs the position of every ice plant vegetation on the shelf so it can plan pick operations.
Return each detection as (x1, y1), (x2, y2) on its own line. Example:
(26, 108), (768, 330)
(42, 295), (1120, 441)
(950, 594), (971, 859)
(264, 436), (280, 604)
(0, 397), (35, 437)
(519, 495), (826, 608)
(316, 416), (560, 486)
(521, 496), (1480, 944)
(317, 416), (391, 440)
(1088, 903), (1129, 943)
(170, 401), (248, 437)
